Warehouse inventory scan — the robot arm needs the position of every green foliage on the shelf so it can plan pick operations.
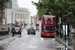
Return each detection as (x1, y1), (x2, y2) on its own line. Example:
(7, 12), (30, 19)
(0, 0), (9, 9)
(0, 23), (6, 25)
(32, 0), (75, 25)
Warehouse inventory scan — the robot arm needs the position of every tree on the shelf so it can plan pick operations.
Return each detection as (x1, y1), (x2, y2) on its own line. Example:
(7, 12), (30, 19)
(32, 0), (75, 25)
(0, 0), (9, 9)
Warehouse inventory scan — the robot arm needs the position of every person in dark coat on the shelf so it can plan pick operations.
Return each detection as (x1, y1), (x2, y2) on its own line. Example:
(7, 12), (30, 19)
(56, 28), (59, 37)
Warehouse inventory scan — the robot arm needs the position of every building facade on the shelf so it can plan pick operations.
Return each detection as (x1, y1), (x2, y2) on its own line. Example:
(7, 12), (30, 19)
(31, 15), (38, 26)
(6, 9), (16, 24)
(6, 0), (17, 9)
(34, 15), (38, 25)
(0, 9), (3, 23)
(3, 0), (17, 24)
(4, 0), (31, 25)
(31, 16), (35, 25)
(16, 7), (31, 24)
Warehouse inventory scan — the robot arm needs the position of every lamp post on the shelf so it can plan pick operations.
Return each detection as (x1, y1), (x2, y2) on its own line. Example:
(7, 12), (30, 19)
(5, 0), (7, 25)
(5, 18), (7, 25)
(12, 11), (13, 24)
(65, 0), (66, 50)
(15, 13), (16, 23)
(31, 16), (32, 25)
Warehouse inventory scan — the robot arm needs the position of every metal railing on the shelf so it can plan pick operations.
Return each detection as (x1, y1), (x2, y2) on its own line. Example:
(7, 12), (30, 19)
(55, 37), (73, 50)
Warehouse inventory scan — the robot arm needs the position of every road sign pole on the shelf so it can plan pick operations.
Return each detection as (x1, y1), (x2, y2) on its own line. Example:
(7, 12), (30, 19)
(65, 0), (66, 50)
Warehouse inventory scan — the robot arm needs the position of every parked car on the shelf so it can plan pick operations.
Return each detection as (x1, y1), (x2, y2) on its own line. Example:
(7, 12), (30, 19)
(27, 28), (36, 35)
(0, 27), (9, 35)
(12, 27), (21, 36)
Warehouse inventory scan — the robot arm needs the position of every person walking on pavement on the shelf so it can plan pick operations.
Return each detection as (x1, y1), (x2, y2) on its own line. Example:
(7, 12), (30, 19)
(8, 24), (10, 32)
(24, 23), (26, 28)
(56, 28), (59, 37)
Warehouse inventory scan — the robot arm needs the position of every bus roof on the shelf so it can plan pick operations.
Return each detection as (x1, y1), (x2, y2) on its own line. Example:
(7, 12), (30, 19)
(43, 15), (55, 17)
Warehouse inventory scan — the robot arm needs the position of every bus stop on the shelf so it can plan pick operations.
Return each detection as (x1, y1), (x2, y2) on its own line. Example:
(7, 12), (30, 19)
(62, 23), (69, 39)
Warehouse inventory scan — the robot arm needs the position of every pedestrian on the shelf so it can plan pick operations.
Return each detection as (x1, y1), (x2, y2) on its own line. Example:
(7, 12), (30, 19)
(8, 27), (9, 31)
(56, 28), (59, 37)
(8, 24), (10, 32)
(24, 23), (26, 28)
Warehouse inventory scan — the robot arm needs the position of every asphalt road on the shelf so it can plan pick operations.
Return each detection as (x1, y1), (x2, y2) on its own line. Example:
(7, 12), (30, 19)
(5, 25), (61, 50)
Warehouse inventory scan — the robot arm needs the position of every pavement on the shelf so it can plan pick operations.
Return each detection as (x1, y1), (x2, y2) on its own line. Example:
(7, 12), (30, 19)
(0, 24), (25, 40)
(0, 28), (25, 50)
(5, 26), (62, 50)
(55, 33), (75, 50)
(0, 35), (21, 50)
(22, 25), (75, 50)
(0, 25), (66, 50)
(68, 33), (75, 49)
(0, 32), (22, 50)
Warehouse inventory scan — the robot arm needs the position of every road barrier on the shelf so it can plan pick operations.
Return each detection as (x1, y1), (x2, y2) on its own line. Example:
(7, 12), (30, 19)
(55, 37), (73, 50)
(54, 46), (64, 50)
(0, 31), (9, 35)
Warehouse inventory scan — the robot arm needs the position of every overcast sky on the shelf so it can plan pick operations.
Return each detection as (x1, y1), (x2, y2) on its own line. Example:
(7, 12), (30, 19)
(18, 0), (38, 16)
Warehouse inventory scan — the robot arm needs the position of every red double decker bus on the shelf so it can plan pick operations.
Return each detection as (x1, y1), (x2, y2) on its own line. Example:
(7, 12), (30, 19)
(41, 15), (55, 37)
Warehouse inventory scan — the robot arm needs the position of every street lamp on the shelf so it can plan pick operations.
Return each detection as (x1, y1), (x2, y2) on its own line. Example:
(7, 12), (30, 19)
(5, 0), (7, 25)
(15, 13), (16, 23)
(65, 0), (66, 50)
(31, 16), (32, 24)
(5, 18), (7, 25)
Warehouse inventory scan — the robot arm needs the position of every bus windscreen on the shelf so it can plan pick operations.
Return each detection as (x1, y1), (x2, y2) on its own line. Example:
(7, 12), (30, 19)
(44, 22), (53, 25)
(42, 26), (55, 33)
(43, 17), (55, 21)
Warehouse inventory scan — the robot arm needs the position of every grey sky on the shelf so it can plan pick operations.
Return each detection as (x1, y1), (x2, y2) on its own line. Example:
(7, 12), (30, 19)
(18, 0), (38, 16)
